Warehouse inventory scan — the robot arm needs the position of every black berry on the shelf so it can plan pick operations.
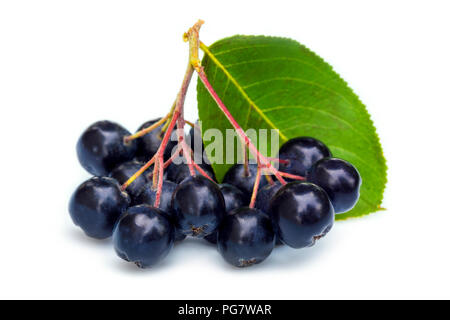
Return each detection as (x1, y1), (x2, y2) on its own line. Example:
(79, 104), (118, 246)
(172, 176), (225, 237)
(134, 180), (186, 242)
(166, 162), (216, 184)
(306, 157), (361, 213)
(255, 181), (282, 215)
(270, 181), (334, 248)
(255, 181), (283, 245)
(278, 137), (331, 176)
(217, 207), (275, 268)
(113, 205), (174, 268)
(69, 177), (130, 239)
(135, 118), (178, 162)
(76, 121), (137, 176)
(204, 183), (247, 244)
(223, 164), (268, 201)
(109, 160), (149, 200)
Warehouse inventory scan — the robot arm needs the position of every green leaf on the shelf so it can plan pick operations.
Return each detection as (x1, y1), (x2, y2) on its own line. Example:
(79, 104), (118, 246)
(197, 35), (387, 219)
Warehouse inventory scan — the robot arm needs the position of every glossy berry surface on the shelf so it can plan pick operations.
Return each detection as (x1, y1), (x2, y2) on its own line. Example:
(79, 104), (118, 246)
(166, 162), (216, 184)
(134, 180), (186, 242)
(223, 164), (268, 201)
(306, 157), (361, 214)
(255, 182), (283, 245)
(204, 183), (247, 244)
(255, 182), (282, 215)
(113, 205), (174, 268)
(69, 177), (130, 239)
(172, 176), (225, 237)
(109, 160), (149, 201)
(278, 137), (331, 176)
(270, 181), (334, 249)
(217, 207), (275, 268)
(76, 120), (137, 176)
(277, 156), (309, 180)
(135, 118), (178, 162)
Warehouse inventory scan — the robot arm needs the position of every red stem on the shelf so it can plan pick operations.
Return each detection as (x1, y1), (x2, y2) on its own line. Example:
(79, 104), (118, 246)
(155, 154), (164, 207)
(266, 157), (289, 164)
(278, 171), (306, 181)
(243, 140), (249, 177)
(175, 66), (196, 177)
(122, 21), (307, 213)
(120, 156), (156, 191)
(192, 162), (214, 182)
(249, 166), (262, 208)
(151, 147), (182, 177)
(152, 111), (180, 207)
(177, 129), (196, 176)
(196, 68), (287, 185)
(177, 134), (214, 181)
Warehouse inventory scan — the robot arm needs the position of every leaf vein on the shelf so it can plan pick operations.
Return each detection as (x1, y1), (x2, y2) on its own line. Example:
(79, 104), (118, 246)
(223, 57), (331, 79)
(201, 43), (288, 141)
(242, 77), (355, 109)
(263, 105), (373, 146)
(212, 43), (293, 57)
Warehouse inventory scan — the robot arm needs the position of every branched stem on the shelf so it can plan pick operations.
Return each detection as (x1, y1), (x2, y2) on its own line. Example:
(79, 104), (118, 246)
(122, 20), (305, 210)
(153, 147), (182, 176)
(161, 101), (177, 133)
(124, 113), (170, 143)
(121, 20), (211, 208)
(195, 68), (287, 185)
(194, 36), (310, 204)
(152, 62), (193, 206)
(121, 156), (156, 191)
(175, 65), (195, 177)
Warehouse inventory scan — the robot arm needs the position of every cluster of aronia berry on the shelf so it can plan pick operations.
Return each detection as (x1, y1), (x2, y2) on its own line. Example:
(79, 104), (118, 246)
(70, 118), (361, 268)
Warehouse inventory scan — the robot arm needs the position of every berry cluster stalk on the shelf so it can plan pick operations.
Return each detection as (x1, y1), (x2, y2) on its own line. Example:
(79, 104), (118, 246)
(121, 21), (213, 207)
(121, 20), (305, 209)
(124, 111), (170, 143)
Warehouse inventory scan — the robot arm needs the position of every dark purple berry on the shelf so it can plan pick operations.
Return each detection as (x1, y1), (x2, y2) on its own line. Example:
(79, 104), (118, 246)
(217, 207), (275, 268)
(166, 162), (216, 184)
(204, 183), (247, 244)
(255, 181), (283, 245)
(278, 137), (331, 176)
(306, 157), (361, 213)
(69, 177), (130, 239)
(135, 118), (178, 162)
(172, 176), (225, 237)
(270, 181), (334, 248)
(255, 181), (282, 215)
(113, 205), (174, 268)
(223, 164), (268, 201)
(109, 160), (149, 201)
(134, 181), (186, 242)
(76, 121), (137, 176)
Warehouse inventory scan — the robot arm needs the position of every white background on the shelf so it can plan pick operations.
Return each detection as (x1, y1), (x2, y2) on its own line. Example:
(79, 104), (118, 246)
(0, 0), (449, 300)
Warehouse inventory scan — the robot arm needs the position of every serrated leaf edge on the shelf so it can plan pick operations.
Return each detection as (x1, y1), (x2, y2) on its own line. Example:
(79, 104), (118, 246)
(199, 35), (388, 219)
